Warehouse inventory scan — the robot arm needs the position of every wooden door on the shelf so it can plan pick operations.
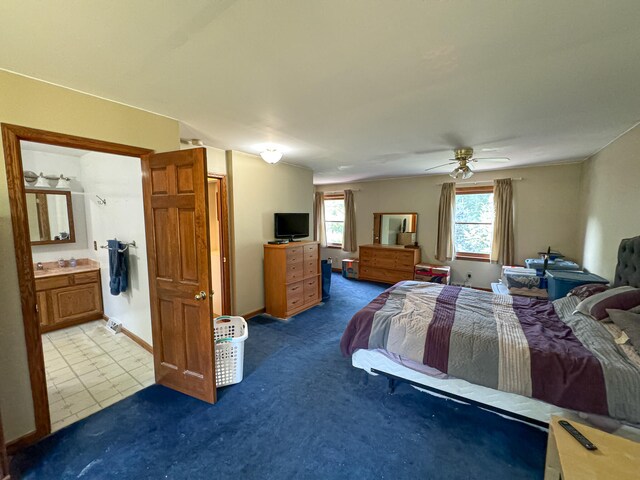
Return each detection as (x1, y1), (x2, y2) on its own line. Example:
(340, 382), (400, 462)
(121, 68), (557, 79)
(142, 148), (216, 403)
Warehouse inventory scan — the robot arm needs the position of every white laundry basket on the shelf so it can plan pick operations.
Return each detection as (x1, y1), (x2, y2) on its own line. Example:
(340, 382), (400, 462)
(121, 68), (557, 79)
(214, 315), (248, 387)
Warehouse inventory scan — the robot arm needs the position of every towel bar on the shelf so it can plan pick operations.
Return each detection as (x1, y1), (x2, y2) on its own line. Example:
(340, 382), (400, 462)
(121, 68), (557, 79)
(100, 239), (137, 252)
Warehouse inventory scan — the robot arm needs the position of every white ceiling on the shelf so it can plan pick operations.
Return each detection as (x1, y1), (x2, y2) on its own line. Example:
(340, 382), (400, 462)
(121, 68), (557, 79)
(1, 1), (639, 184)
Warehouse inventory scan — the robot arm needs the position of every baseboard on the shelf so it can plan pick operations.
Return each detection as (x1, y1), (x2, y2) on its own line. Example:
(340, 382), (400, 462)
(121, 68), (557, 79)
(120, 327), (153, 354)
(102, 314), (153, 353)
(242, 308), (266, 320)
(7, 429), (41, 455)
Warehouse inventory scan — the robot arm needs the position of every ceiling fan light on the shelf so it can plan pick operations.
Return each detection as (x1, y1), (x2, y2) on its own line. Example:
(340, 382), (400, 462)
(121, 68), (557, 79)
(450, 165), (474, 180)
(260, 149), (283, 164)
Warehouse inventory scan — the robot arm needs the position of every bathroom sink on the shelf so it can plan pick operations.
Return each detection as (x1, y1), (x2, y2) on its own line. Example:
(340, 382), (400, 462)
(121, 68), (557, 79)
(33, 259), (101, 278)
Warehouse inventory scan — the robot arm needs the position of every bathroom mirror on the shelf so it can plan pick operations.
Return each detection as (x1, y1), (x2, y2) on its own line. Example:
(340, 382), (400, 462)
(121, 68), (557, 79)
(25, 188), (75, 245)
(373, 212), (417, 245)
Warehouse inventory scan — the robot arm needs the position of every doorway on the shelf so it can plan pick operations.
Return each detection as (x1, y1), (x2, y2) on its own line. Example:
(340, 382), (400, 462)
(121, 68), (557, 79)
(2, 124), (231, 448)
(20, 141), (156, 432)
(207, 174), (231, 318)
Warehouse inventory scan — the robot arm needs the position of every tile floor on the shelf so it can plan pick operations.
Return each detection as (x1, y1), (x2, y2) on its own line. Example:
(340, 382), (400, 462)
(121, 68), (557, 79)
(43, 321), (154, 432)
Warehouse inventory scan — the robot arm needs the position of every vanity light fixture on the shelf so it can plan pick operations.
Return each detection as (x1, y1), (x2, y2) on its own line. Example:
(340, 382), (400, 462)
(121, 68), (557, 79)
(260, 149), (283, 164)
(56, 175), (71, 189)
(34, 172), (49, 188)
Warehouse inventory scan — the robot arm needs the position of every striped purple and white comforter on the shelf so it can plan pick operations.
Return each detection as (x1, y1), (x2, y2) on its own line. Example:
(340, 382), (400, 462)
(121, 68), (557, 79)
(340, 281), (640, 424)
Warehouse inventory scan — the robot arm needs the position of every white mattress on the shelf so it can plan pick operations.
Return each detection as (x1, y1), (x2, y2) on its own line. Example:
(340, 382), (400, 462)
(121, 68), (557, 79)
(352, 349), (640, 441)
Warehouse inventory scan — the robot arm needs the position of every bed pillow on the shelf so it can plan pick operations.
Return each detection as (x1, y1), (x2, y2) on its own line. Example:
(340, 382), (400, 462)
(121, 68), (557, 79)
(606, 309), (640, 354)
(568, 283), (609, 301)
(574, 286), (640, 321)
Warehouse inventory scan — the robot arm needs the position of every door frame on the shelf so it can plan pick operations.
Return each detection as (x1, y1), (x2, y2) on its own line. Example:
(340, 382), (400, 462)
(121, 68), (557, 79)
(1, 123), (153, 449)
(207, 173), (232, 315)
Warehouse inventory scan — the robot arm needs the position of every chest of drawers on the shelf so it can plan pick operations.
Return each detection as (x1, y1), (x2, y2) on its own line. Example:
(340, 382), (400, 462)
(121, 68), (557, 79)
(359, 244), (421, 284)
(264, 241), (321, 318)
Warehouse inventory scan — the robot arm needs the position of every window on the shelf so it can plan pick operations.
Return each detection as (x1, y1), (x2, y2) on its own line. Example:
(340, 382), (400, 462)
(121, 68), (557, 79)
(454, 186), (494, 260)
(324, 194), (345, 247)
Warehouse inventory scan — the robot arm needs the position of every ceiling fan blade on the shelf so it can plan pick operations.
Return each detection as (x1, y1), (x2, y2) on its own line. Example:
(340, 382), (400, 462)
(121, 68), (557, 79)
(472, 157), (510, 163)
(424, 161), (456, 172)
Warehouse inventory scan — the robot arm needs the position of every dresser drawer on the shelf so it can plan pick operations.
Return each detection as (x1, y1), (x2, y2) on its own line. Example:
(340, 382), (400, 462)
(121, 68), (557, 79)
(359, 248), (375, 260)
(35, 275), (71, 291)
(286, 247), (304, 264)
(395, 256), (417, 270)
(73, 270), (100, 285)
(359, 266), (387, 281)
(303, 277), (319, 302)
(303, 259), (318, 277)
(287, 291), (305, 311)
(369, 256), (399, 269)
(286, 281), (304, 298)
(286, 261), (304, 283)
(303, 243), (318, 259)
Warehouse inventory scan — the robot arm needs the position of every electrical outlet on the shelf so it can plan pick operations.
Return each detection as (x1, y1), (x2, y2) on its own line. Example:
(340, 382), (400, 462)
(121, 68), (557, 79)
(106, 318), (122, 334)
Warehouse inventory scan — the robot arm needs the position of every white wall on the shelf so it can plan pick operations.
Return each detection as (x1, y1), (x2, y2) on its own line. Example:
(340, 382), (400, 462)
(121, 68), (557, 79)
(81, 152), (152, 345)
(21, 150), (92, 262)
(0, 70), (178, 442)
(227, 151), (314, 315)
(579, 123), (640, 281)
(316, 162), (584, 288)
(181, 144), (227, 175)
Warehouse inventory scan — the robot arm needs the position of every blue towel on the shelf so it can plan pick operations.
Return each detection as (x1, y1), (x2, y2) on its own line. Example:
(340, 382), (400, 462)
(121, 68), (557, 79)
(108, 239), (129, 295)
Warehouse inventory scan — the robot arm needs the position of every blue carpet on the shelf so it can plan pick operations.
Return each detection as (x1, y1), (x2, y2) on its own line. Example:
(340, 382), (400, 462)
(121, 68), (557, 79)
(12, 273), (547, 479)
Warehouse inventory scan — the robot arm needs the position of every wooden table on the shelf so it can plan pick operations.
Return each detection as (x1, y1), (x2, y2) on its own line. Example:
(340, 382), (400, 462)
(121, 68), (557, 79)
(544, 416), (640, 479)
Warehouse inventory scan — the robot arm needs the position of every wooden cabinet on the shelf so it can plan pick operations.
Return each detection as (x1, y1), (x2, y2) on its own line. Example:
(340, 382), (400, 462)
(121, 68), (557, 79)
(359, 244), (421, 284)
(35, 269), (104, 332)
(264, 241), (321, 318)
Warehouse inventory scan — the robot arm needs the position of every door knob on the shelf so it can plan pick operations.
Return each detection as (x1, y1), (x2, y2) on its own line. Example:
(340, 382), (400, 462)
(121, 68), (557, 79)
(194, 291), (207, 301)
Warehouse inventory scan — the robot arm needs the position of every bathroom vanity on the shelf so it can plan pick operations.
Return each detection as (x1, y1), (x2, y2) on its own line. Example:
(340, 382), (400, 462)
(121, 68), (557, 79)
(34, 259), (104, 332)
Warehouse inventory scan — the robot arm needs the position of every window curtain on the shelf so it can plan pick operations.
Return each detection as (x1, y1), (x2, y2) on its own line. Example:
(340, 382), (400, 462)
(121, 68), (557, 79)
(435, 182), (456, 262)
(342, 189), (357, 252)
(491, 178), (514, 265)
(313, 192), (327, 247)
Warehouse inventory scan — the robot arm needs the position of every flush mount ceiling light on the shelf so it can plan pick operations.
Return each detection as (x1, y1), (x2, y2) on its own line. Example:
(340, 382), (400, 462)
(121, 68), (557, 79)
(260, 149), (283, 164)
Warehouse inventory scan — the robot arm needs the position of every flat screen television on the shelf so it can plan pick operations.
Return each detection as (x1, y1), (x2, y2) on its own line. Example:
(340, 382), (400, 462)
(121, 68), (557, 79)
(274, 213), (309, 241)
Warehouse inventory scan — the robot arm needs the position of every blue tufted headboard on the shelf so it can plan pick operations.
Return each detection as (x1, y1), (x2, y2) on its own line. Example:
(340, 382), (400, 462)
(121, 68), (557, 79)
(613, 236), (640, 288)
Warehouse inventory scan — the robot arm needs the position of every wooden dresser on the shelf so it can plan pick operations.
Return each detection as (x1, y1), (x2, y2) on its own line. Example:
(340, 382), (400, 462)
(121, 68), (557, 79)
(35, 268), (104, 333)
(359, 244), (421, 284)
(264, 241), (321, 318)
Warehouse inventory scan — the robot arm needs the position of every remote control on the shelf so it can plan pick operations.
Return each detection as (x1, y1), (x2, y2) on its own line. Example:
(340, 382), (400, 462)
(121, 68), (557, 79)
(558, 420), (597, 450)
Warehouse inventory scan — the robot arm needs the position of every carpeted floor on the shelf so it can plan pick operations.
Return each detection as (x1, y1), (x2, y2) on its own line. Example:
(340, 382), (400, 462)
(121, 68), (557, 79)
(12, 273), (547, 479)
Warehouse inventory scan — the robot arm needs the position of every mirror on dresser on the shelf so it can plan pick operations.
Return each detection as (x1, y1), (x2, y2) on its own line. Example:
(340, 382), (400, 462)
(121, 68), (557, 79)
(25, 188), (75, 245)
(373, 212), (417, 245)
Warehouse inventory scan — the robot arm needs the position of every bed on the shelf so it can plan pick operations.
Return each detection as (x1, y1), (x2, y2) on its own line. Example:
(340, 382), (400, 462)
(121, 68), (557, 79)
(340, 236), (640, 437)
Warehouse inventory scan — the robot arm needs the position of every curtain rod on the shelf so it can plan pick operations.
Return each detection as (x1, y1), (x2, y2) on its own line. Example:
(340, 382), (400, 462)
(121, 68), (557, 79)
(320, 188), (362, 194)
(436, 177), (522, 186)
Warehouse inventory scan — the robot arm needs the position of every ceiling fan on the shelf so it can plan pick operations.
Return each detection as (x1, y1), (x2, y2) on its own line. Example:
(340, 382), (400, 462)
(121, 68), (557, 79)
(424, 147), (509, 179)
